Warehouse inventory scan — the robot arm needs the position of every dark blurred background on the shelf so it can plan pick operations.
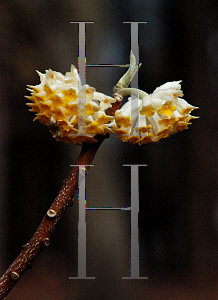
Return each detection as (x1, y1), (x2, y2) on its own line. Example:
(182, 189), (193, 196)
(1, 0), (218, 299)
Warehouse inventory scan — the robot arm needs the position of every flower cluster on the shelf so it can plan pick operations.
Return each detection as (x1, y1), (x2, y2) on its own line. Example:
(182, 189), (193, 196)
(113, 81), (198, 145)
(26, 53), (198, 145)
(26, 65), (115, 145)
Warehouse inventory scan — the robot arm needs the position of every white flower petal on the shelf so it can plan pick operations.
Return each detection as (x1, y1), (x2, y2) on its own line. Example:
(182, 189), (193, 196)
(153, 80), (182, 93)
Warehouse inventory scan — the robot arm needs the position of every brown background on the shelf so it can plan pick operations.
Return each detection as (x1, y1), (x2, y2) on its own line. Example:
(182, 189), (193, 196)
(0, 0), (218, 299)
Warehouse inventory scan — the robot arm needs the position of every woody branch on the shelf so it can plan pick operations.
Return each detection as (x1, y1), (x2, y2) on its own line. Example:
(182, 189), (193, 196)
(0, 55), (136, 299)
(0, 89), (125, 300)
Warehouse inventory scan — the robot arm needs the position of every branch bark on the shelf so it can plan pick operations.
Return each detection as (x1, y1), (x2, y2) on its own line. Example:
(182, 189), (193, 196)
(0, 134), (108, 299)
(0, 91), (123, 299)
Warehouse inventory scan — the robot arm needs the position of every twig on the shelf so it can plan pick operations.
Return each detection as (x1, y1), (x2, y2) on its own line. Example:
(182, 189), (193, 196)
(0, 70), (125, 299)
(0, 133), (109, 299)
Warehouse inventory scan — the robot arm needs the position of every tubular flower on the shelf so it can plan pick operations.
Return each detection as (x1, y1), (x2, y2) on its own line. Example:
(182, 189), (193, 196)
(26, 65), (115, 145)
(26, 52), (198, 146)
(113, 81), (198, 145)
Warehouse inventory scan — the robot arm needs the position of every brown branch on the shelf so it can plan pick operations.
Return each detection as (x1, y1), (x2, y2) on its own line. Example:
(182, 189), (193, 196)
(0, 134), (108, 299)
(0, 91), (123, 299)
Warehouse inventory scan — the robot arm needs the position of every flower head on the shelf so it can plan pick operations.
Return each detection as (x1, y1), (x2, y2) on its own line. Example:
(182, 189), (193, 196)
(113, 80), (198, 144)
(26, 65), (115, 145)
(26, 52), (198, 146)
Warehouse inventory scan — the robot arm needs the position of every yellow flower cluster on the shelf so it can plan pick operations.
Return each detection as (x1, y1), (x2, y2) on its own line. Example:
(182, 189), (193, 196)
(113, 81), (198, 145)
(26, 61), (198, 146)
(26, 66), (115, 145)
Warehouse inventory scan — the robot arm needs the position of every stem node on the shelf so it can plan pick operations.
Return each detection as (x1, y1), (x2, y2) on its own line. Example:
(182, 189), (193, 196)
(47, 209), (57, 218)
(10, 272), (19, 281)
